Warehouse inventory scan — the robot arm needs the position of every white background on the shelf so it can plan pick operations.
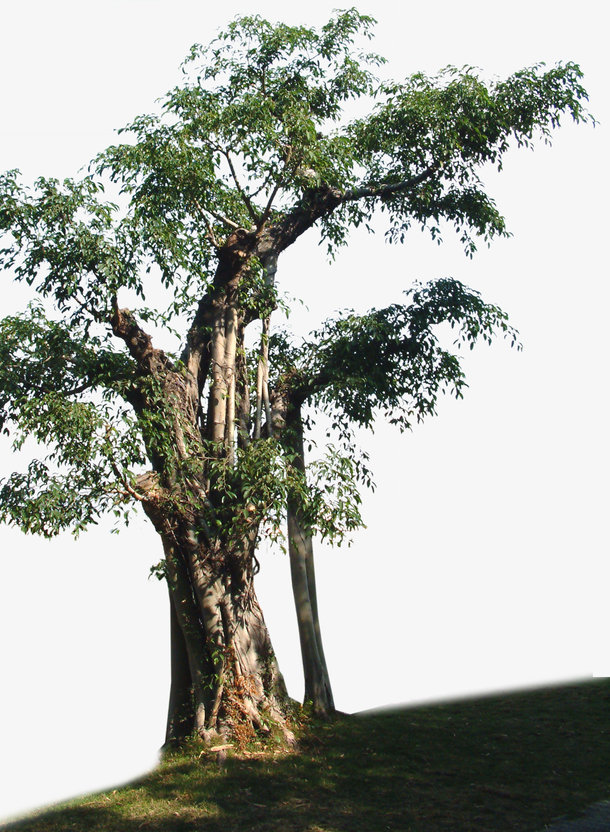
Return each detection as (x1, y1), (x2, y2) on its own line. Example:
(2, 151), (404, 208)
(0, 0), (607, 822)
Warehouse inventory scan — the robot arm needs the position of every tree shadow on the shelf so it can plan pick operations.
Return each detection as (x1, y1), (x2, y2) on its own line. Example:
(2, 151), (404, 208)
(4, 678), (610, 832)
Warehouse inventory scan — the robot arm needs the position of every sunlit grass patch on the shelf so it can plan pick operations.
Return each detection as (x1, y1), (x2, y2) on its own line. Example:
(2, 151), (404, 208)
(3, 678), (610, 832)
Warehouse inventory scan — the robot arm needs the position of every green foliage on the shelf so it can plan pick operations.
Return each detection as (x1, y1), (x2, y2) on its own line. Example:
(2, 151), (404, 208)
(0, 304), (137, 422)
(303, 446), (367, 545)
(0, 304), (147, 535)
(271, 278), (520, 438)
(0, 11), (591, 544)
(89, 9), (383, 304)
(341, 62), (591, 254)
(174, 10), (381, 190)
(0, 173), (141, 324)
(197, 437), (365, 550)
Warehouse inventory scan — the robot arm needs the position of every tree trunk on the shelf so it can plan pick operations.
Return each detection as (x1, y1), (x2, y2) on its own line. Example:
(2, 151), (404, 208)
(179, 536), (293, 743)
(281, 400), (335, 717)
(165, 594), (195, 746)
(139, 473), (294, 748)
(303, 526), (333, 709)
(287, 505), (335, 716)
(114, 248), (303, 746)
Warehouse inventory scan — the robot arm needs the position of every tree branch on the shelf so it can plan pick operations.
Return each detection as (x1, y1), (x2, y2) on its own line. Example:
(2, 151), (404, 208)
(258, 181), (282, 230)
(249, 170), (276, 201)
(257, 163), (441, 259)
(63, 381), (95, 397)
(342, 164), (439, 202)
(222, 148), (261, 225)
(206, 206), (242, 231)
(193, 199), (221, 248)
(110, 296), (173, 375)
(192, 195), (242, 232)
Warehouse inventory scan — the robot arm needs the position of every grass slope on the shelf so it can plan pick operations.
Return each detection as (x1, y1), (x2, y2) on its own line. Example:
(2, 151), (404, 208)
(3, 678), (609, 832)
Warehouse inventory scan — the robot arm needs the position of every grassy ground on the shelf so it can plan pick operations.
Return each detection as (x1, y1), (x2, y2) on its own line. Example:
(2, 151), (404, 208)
(3, 678), (610, 832)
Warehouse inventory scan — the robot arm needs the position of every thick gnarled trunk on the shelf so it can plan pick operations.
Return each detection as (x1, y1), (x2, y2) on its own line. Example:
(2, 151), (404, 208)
(141, 488), (293, 747)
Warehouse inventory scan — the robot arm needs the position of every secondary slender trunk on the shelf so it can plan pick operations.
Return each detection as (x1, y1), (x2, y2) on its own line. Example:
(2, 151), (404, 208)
(279, 398), (335, 716)
(287, 505), (335, 715)
(303, 525), (333, 707)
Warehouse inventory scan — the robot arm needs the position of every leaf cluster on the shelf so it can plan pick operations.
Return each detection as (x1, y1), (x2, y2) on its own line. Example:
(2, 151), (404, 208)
(176, 9), (382, 189)
(0, 172), (143, 324)
(275, 278), (521, 436)
(90, 8), (382, 283)
(335, 62), (592, 254)
(0, 411), (145, 537)
(0, 306), (147, 535)
(193, 435), (367, 550)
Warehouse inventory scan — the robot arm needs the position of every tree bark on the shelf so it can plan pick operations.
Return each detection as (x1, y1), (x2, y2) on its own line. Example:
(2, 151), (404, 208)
(165, 593), (195, 746)
(303, 528), (333, 708)
(138, 454), (294, 746)
(176, 535), (293, 742)
(287, 505), (335, 715)
(275, 394), (335, 716)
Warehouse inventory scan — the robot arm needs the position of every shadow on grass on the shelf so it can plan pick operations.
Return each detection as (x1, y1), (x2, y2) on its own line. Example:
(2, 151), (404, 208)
(3, 678), (610, 832)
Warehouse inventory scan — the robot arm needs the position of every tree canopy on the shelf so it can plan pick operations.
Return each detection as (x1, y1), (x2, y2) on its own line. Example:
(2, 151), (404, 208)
(0, 10), (591, 739)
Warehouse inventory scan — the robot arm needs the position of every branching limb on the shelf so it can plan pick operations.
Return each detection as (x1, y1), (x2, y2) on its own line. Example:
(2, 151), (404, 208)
(248, 170), (276, 201)
(222, 148), (261, 225)
(342, 164), (439, 202)
(68, 282), (106, 323)
(63, 381), (96, 397)
(193, 199), (222, 248)
(257, 163), (440, 258)
(206, 206), (242, 232)
(258, 181), (282, 230)
(110, 295), (173, 375)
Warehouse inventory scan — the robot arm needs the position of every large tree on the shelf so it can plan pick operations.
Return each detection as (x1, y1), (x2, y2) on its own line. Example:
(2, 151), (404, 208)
(0, 11), (591, 745)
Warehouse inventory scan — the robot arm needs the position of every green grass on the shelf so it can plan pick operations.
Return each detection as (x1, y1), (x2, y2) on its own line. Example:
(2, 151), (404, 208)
(3, 678), (610, 831)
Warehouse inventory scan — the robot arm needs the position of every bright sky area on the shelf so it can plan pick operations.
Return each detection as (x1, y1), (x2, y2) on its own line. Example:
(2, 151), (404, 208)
(0, 0), (607, 822)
